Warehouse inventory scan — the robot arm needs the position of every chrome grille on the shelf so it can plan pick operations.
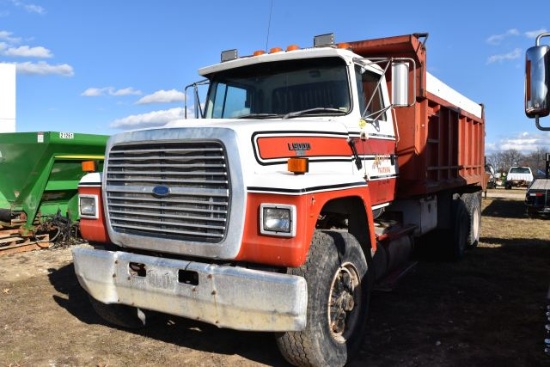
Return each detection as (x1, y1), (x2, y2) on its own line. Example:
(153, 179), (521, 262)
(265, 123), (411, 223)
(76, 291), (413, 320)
(105, 141), (230, 243)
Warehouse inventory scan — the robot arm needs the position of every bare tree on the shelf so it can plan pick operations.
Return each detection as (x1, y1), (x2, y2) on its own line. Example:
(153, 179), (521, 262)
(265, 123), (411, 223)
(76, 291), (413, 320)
(499, 149), (525, 173)
(525, 147), (550, 176)
(486, 152), (506, 174)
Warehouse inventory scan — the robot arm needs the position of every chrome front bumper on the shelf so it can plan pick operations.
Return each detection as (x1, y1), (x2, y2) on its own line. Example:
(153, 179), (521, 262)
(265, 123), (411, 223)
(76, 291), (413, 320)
(72, 246), (307, 331)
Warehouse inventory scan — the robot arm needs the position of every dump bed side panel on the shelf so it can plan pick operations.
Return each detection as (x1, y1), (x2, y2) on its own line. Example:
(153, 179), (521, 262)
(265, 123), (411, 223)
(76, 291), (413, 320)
(393, 88), (485, 197)
(349, 34), (486, 198)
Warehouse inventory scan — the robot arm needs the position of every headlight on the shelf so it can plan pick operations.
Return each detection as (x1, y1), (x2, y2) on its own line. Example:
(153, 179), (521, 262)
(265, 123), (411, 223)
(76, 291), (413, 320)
(260, 204), (296, 237)
(79, 195), (98, 219)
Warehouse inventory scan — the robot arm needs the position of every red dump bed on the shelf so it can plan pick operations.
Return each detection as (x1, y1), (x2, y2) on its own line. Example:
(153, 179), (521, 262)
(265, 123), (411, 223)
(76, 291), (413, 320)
(349, 34), (486, 198)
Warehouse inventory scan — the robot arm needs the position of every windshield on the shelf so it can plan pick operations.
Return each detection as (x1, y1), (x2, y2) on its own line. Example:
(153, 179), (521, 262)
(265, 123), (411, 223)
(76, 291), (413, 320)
(509, 167), (531, 174)
(204, 57), (351, 119)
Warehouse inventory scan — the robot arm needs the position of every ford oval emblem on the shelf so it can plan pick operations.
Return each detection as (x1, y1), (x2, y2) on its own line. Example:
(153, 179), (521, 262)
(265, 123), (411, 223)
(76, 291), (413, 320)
(152, 185), (171, 198)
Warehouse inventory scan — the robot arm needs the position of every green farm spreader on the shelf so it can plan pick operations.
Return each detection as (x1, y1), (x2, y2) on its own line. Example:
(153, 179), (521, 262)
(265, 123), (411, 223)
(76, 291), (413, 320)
(0, 131), (108, 255)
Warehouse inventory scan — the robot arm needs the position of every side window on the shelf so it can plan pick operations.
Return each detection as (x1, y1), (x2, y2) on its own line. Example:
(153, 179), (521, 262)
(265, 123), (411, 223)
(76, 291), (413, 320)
(211, 82), (250, 118)
(355, 65), (386, 121)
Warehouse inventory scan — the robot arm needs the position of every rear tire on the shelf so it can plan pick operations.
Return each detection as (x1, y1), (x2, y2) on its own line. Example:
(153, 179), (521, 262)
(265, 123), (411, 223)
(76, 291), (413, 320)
(462, 192), (481, 248)
(276, 231), (370, 367)
(89, 296), (147, 329)
(448, 199), (469, 261)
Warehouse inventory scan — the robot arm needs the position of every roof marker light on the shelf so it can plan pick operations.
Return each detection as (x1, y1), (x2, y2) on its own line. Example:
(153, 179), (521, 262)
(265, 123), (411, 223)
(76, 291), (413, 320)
(221, 49), (238, 62)
(286, 44), (300, 51)
(270, 47), (283, 53)
(253, 50), (266, 56)
(337, 42), (351, 49)
(314, 33), (334, 47)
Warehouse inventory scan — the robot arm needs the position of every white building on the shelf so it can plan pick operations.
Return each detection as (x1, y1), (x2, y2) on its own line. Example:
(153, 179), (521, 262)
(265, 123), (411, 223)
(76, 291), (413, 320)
(0, 63), (16, 133)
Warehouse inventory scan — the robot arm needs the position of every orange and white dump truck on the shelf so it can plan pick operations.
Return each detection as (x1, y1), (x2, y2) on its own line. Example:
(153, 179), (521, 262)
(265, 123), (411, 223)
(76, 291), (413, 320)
(74, 33), (485, 367)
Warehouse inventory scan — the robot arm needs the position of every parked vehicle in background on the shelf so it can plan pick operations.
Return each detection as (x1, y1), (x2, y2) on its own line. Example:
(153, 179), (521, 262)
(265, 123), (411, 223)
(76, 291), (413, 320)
(73, 33), (486, 367)
(0, 132), (107, 255)
(505, 166), (534, 189)
(525, 179), (550, 217)
(524, 31), (550, 356)
(485, 163), (497, 189)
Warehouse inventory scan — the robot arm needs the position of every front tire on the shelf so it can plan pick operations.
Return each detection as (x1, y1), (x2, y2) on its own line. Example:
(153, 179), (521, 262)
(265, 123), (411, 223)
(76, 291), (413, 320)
(276, 231), (370, 367)
(89, 296), (147, 329)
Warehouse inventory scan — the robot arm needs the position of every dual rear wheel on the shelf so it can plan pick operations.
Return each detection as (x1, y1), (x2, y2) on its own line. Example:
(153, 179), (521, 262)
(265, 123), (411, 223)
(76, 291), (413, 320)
(448, 191), (482, 260)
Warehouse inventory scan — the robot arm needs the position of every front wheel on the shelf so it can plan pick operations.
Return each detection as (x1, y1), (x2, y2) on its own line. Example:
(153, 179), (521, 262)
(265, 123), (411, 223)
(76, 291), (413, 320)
(276, 231), (370, 367)
(89, 296), (147, 329)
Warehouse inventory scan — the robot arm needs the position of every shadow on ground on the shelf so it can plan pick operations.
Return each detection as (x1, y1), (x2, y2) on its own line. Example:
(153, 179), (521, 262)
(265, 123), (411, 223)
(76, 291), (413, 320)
(482, 197), (528, 219)
(47, 263), (291, 367)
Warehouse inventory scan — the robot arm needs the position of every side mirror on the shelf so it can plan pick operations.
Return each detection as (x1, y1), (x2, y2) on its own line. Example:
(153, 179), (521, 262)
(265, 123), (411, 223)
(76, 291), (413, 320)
(391, 59), (416, 107)
(525, 44), (550, 118)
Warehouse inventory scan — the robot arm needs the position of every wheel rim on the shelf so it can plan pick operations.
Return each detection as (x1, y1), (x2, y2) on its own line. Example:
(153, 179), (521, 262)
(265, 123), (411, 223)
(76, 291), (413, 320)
(472, 206), (480, 242)
(327, 262), (362, 343)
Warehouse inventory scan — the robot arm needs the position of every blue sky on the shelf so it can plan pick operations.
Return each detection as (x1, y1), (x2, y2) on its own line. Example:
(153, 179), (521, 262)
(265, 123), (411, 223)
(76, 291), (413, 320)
(1, 0), (549, 154)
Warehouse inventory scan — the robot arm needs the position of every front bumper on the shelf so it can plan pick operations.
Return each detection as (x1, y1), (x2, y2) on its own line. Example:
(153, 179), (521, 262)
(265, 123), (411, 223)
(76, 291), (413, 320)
(72, 246), (307, 331)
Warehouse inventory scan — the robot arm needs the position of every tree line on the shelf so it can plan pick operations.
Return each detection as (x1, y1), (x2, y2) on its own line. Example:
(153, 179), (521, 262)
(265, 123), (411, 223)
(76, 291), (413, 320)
(486, 147), (550, 176)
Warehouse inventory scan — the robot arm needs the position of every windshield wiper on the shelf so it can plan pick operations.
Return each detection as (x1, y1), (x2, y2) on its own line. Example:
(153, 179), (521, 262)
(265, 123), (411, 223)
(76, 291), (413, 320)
(237, 113), (282, 119)
(283, 107), (347, 119)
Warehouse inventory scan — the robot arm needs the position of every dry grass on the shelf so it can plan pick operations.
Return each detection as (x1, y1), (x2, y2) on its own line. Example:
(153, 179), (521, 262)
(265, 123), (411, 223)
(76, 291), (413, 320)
(482, 194), (549, 241)
(357, 191), (550, 367)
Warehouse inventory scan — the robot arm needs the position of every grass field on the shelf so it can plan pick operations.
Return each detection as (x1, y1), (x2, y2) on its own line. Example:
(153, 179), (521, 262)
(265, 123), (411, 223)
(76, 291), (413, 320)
(357, 191), (550, 366)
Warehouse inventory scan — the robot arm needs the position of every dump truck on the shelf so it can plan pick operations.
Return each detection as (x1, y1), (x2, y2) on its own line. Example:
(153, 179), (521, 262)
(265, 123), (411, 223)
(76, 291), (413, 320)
(73, 33), (486, 367)
(524, 31), (550, 356)
(0, 131), (108, 255)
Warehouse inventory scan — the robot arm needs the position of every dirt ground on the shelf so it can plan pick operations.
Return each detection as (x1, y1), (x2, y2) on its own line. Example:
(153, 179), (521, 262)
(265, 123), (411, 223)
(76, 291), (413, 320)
(1, 189), (549, 367)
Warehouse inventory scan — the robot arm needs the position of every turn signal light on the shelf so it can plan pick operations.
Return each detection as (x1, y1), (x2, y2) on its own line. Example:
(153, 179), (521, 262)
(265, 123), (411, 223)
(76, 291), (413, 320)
(288, 157), (309, 174)
(82, 160), (97, 172)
